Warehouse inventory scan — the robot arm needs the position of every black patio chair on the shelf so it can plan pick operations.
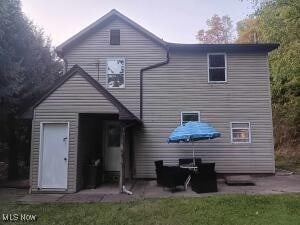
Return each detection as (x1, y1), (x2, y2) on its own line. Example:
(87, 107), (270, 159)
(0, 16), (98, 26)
(160, 166), (189, 190)
(154, 160), (189, 189)
(191, 163), (218, 193)
(179, 158), (202, 167)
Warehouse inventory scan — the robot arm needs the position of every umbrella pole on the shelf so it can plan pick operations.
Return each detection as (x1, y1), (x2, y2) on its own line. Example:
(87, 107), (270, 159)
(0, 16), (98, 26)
(192, 141), (195, 166)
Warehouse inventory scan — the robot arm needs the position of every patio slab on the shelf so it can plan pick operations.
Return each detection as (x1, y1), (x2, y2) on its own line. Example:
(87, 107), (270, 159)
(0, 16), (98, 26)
(5, 174), (300, 204)
(18, 194), (64, 204)
(58, 193), (104, 203)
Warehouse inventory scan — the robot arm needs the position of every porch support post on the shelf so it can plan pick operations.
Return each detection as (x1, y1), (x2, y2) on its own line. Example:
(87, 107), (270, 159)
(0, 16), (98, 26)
(119, 125), (126, 193)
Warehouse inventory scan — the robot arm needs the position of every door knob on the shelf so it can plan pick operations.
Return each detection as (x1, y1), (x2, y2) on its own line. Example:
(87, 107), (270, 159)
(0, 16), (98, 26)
(64, 157), (67, 161)
(63, 137), (68, 142)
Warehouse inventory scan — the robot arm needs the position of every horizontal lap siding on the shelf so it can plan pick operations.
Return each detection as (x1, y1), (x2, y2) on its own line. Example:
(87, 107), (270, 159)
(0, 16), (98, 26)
(135, 52), (274, 178)
(64, 18), (166, 117)
(30, 73), (118, 192)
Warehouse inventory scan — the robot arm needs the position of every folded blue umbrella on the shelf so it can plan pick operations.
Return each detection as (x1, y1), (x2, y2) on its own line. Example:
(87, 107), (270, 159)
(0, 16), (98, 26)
(168, 121), (221, 143)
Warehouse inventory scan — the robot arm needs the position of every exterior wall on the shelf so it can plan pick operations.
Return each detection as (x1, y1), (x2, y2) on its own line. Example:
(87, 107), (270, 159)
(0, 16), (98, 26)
(64, 18), (167, 117)
(135, 51), (275, 178)
(30, 73), (118, 193)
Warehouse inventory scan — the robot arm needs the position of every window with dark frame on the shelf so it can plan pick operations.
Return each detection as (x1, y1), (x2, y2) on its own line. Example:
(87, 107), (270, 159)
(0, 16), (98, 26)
(181, 112), (200, 125)
(110, 29), (120, 45)
(208, 53), (226, 82)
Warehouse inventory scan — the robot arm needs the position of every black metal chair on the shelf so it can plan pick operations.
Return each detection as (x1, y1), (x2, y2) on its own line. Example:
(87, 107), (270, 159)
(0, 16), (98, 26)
(191, 163), (218, 193)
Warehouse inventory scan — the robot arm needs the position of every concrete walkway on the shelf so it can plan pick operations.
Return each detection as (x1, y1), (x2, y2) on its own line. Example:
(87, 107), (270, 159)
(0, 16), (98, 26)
(4, 174), (300, 204)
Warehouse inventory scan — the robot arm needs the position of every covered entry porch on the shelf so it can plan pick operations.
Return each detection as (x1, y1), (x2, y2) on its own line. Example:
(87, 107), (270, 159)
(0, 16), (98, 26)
(77, 113), (139, 193)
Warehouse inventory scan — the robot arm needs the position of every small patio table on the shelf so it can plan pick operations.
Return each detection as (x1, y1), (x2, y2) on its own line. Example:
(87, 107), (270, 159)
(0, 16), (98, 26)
(180, 163), (197, 190)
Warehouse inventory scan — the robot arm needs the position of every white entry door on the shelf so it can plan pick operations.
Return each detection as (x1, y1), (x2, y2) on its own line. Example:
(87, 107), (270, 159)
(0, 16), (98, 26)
(40, 123), (69, 189)
(104, 122), (122, 171)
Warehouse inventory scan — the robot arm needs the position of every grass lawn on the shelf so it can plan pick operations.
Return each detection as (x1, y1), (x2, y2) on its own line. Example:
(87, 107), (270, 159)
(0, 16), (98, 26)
(0, 194), (300, 225)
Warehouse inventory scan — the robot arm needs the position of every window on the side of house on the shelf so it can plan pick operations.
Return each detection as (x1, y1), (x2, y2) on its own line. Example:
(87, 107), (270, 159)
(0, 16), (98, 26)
(106, 58), (125, 88)
(231, 122), (251, 143)
(208, 53), (227, 82)
(110, 29), (120, 45)
(181, 112), (200, 125)
(107, 124), (121, 147)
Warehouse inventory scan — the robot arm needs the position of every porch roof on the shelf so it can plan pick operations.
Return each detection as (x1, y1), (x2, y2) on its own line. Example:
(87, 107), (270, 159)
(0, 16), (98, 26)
(23, 65), (141, 123)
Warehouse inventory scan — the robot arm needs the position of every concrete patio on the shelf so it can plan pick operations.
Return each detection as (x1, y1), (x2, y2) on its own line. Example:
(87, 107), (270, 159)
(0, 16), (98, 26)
(5, 173), (299, 204)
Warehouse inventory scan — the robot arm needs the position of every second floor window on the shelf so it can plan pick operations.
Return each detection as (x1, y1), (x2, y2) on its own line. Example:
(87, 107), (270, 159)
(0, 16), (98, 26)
(208, 53), (227, 82)
(107, 58), (125, 88)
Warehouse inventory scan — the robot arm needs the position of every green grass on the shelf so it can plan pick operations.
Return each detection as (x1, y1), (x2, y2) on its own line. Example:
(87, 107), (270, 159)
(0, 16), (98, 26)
(0, 194), (300, 225)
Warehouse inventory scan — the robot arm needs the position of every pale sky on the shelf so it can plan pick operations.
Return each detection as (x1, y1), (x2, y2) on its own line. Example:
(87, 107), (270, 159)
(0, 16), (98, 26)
(21, 0), (255, 47)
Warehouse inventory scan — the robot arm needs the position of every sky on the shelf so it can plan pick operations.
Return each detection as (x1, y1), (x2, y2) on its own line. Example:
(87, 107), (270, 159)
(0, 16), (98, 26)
(21, 0), (255, 47)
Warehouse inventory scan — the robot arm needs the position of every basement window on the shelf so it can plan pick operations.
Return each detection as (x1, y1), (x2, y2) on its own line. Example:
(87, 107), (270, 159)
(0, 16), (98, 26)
(106, 58), (125, 88)
(110, 29), (120, 45)
(181, 112), (200, 125)
(208, 53), (227, 82)
(231, 122), (251, 143)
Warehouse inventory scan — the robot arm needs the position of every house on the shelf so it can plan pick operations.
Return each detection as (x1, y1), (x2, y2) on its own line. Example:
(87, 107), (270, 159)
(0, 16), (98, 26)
(29, 9), (278, 193)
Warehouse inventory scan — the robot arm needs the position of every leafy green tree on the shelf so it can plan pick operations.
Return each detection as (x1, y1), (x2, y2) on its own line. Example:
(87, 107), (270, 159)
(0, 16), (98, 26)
(0, 0), (62, 179)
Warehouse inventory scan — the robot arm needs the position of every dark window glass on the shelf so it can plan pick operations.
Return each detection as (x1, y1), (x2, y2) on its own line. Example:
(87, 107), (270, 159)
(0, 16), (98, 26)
(110, 29), (120, 45)
(209, 68), (226, 81)
(209, 54), (225, 67)
(182, 113), (199, 125)
(108, 124), (121, 147)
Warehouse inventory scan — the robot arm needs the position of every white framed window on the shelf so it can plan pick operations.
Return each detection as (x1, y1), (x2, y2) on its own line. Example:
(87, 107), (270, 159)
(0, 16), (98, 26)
(181, 111), (200, 125)
(207, 53), (227, 82)
(106, 58), (125, 88)
(231, 122), (251, 143)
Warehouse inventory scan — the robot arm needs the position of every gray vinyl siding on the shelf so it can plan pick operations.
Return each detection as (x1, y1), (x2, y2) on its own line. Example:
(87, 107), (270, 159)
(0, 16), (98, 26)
(63, 18), (167, 117)
(134, 51), (274, 178)
(30, 72), (117, 193)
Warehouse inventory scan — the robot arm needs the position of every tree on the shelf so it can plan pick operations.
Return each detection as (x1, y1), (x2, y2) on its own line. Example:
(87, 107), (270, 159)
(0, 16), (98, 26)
(236, 16), (260, 43)
(196, 15), (234, 44)
(0, 0), (62, 179)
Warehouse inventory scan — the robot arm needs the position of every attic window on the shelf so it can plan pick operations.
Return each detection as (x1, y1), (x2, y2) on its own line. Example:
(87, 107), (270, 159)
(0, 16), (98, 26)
(110, 29), (120, 45)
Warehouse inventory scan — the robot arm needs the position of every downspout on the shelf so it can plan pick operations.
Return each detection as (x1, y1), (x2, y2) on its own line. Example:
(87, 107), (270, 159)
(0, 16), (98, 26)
(140, 47), (170, 120)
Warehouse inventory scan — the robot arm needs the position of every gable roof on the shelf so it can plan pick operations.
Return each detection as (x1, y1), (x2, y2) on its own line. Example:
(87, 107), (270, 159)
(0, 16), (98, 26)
(33, 65), (141, 122)
(56, 9), (167, 56)
(56, 9), (278, 56)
